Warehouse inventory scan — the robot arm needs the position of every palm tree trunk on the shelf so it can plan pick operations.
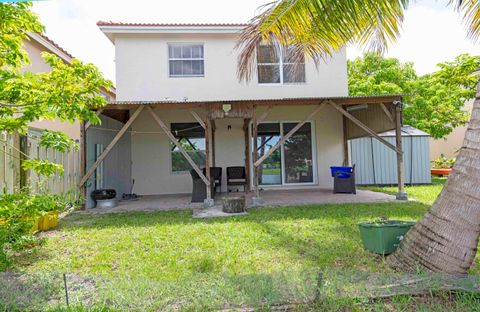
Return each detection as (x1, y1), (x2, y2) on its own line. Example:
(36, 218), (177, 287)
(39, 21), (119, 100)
(389, 82), (480, 274)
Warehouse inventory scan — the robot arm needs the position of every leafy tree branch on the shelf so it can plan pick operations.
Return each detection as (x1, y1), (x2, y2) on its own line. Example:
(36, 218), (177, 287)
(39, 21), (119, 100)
(348, 52), (480, 139)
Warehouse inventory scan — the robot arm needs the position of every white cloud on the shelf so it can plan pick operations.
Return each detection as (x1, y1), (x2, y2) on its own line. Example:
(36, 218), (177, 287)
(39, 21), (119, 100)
(32, 0), (479, 82)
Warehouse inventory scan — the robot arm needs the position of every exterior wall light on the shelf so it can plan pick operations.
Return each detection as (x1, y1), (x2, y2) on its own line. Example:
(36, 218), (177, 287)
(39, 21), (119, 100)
(222, 104), (232, 115)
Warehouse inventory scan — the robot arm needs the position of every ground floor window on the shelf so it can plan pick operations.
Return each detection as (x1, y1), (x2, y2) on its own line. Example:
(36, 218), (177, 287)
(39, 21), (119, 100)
(170, 122), (205, 173)
(256, 121), (315, 185)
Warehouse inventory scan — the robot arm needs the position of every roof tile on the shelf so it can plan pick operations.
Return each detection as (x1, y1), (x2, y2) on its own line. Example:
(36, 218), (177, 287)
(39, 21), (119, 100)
(96, 21), (248, 27)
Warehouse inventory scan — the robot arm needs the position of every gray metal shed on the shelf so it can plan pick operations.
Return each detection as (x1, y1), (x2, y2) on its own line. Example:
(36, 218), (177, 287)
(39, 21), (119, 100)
(350, 125), (431, 185)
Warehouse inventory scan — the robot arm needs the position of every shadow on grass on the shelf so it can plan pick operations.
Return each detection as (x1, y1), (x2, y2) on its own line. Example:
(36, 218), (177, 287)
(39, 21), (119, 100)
(0, 270), (320, 310)
(4, 270), (480, 311)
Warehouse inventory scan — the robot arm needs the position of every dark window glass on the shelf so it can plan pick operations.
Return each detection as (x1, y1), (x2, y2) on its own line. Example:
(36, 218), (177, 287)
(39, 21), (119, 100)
(170, 123), (206, 172)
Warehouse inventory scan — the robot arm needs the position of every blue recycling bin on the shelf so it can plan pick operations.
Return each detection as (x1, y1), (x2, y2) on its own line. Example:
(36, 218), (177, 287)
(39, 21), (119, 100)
(330, 166), (353, 179)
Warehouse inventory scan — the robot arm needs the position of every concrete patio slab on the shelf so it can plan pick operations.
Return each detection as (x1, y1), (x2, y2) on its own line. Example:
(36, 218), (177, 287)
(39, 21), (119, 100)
(193, 206), (248, 218)
(79, 188), (396, 215)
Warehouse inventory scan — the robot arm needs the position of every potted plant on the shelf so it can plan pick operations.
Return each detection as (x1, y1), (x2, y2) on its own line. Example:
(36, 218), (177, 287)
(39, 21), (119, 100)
(431, 154), (455, 176)
(31, 194), (70, 231)
(358, 217), (416, 255)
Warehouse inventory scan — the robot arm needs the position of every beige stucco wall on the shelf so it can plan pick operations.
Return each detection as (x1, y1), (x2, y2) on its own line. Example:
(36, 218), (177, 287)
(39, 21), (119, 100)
(429, 100), (473, 160)
(22, 39), (53, 73)
(130, 105), (343, 195)
(114, 33), (348, 101)
(22, 38), (82, 140)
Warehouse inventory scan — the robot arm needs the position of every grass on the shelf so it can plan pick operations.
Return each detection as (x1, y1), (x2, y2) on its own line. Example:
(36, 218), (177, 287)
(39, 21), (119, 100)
(361, 177), (447, 205)
(5, 177), (479, 310)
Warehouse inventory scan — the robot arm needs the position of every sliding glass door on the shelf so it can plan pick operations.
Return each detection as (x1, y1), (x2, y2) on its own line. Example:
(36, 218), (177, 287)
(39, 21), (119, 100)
(283, 123), (313, 184)
(255, 121), (315, 186)
(257, 123), (282, 185)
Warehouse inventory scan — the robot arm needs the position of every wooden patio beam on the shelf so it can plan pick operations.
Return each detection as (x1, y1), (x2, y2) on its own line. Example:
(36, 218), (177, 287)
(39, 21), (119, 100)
(254, 102), (326, 168)
(147, 106), (209, 186)
(329, 101), (401, 155)
(79, 105), (144, 187)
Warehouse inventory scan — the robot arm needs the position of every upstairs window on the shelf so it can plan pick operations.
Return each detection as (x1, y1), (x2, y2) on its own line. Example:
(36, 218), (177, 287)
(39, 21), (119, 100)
(257, 45), (305, 84)
(168, 44), (204, 77)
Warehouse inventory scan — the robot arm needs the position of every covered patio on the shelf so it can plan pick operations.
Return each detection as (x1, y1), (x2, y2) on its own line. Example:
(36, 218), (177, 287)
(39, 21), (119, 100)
(79, 187), (396, 215)
(79, 94), (406, 211)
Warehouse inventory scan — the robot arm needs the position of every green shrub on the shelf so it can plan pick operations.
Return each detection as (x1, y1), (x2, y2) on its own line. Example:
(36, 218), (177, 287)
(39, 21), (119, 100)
(0, 191), (74, 270)
(431, 154), (456, 169)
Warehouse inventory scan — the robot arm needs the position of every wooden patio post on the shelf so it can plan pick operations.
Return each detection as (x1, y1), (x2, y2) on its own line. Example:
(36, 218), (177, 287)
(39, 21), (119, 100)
(394, 101), (408, 200)
(252, 106), (261, 205)
(243, 118), (251, 194)
(342, 113), (349, 166)
(204, 118), (214, 207)
(211, 120), (216, 167)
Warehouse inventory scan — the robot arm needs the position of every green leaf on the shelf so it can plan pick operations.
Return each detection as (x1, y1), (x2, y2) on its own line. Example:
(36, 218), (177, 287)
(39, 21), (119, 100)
(40, 130), (78, 153)
(21, 159), (64, 176)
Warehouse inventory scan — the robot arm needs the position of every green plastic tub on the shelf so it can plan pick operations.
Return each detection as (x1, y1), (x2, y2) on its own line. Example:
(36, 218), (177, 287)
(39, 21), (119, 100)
(358, 220), (415, 255)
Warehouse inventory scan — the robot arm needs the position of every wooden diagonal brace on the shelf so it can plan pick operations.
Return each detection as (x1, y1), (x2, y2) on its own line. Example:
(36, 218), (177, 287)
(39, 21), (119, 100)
(329, 101), (401, 155)
(148, 106), (209, 185)
(257, 104), (274, 125)
(80, 105), (144, 187)
(190, 111), (206, 129)
(380, 103), (395, 123)
(254, 102), (326, 168)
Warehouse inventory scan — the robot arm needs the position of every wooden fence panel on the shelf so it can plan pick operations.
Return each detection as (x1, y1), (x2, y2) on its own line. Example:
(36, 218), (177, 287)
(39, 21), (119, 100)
(0, 130), (81, 200)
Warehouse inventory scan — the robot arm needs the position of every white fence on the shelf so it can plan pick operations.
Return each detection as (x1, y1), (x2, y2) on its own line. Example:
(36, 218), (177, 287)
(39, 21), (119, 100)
(0, 129), (81, 200)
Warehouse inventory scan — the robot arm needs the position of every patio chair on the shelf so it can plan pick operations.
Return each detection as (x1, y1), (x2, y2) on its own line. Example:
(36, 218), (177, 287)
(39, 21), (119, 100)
(227, 166), (247, 192)
(203, 167), (222, 193)
(331, 165), (356, 194)
(190, 169), (216, 202)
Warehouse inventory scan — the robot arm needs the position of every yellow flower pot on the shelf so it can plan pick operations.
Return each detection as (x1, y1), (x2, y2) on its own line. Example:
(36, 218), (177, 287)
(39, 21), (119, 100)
(36, 211), (59, 231)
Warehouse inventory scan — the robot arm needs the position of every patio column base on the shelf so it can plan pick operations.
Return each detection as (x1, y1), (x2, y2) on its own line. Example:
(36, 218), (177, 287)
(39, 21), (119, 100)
(252, 196), (263, 206)
(396, 192), (408, 201)
(203, 198), (215, 208)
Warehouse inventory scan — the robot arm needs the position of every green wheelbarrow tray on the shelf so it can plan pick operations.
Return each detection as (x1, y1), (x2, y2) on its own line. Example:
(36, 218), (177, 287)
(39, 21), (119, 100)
(358, 220), (416, 255)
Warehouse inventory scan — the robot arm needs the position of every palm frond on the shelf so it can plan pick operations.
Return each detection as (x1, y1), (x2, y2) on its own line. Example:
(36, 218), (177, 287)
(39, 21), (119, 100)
(237, 0), (409, 81)
(449, 0), (480, 41)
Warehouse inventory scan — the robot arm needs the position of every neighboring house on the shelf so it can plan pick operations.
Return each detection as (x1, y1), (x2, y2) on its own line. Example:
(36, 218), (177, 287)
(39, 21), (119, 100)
(23, 32), (116, 139)
(430, 99), (473, 161)
(82, 22), (406, 208)
(0, 33), (115, 195)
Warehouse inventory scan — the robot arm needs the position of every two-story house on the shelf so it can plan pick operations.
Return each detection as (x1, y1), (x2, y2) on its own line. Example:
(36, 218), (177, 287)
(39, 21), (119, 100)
(81, 22), (405, 209)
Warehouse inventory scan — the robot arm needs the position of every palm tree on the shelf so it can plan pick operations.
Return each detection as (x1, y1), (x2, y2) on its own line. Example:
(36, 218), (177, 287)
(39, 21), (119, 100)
(237, 0), (480, 274)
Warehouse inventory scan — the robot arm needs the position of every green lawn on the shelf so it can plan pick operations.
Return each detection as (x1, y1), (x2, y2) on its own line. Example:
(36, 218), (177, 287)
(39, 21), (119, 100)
(5, 177), (479, 311)
(361, 177), (447, 205)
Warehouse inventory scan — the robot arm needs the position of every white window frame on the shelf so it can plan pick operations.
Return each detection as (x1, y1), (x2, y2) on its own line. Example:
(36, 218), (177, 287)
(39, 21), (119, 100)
(257, 45), (306, 85)
(168, 43), (205, 78)
(249, 120), (317, 187)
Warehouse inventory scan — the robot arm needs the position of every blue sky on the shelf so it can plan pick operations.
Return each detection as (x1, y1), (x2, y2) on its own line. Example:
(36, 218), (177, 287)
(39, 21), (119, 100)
(32, 0), (479, 82)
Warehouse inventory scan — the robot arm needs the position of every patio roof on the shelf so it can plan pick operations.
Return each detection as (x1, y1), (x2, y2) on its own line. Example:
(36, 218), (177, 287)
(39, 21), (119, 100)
(104, 94), (402, 110)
